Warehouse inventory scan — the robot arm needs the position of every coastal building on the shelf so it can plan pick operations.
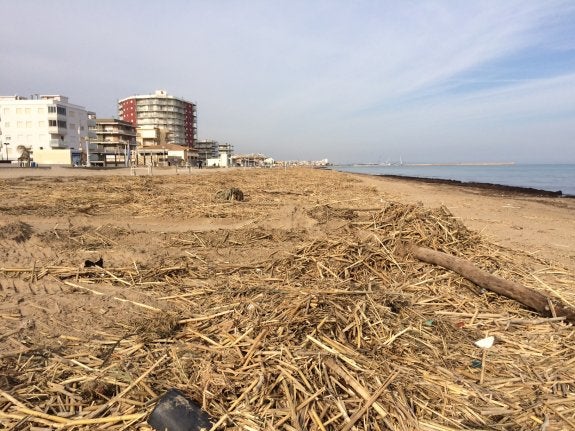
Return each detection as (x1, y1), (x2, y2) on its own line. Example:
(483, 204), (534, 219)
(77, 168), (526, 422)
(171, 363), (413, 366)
(134, 142), (192, 167)
(275, 158), (331, 167)
(195, 140), (233, 167)
(118, 90), (197, 161)
(0, 94), (95, 166)
(194, 139), (218, 162)
(231, 153), (270, 167)
(131, 125), (195, 167)
(91, 118), (137, 167)
(212, 142), (233, 168)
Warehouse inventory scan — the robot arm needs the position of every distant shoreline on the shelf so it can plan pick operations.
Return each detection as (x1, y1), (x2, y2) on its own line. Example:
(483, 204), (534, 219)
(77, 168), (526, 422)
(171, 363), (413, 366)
(371, 173), (571, 198)
(349, 162), (516, 167)
(406, 162), (515, 167)
(331, 163), (574, 197)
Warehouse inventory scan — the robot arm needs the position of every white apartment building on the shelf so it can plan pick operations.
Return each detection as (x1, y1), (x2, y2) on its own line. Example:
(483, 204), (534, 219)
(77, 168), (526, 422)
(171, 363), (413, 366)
(0, 94), (96, 166)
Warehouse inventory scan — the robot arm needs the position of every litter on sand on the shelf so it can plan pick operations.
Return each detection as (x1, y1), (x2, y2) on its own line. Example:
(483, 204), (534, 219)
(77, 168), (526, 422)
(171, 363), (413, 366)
(0, 168), (574, 430)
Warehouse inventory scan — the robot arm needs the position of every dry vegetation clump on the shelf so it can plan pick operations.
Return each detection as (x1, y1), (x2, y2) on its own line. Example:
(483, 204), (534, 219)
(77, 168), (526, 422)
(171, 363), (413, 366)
(215, 187), (245, 202)
(0, 168), (574, 430)
(0, 221), (34, 243)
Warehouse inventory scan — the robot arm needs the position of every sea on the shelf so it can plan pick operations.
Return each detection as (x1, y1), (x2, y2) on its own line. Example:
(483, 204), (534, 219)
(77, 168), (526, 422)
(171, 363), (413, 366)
(330, 164), (575, 197)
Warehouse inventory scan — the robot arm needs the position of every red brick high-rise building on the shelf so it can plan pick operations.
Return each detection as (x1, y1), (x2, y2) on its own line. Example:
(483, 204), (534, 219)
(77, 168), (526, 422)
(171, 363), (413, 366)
(118, 90), (197, 148)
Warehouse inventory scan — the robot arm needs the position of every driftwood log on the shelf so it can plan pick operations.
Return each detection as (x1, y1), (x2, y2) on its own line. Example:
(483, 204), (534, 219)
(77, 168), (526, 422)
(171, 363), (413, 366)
(407, 244), (575, 324)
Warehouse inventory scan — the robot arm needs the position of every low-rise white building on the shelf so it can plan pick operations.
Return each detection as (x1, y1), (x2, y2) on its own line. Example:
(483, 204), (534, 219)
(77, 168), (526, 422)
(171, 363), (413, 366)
(206, 143), (233, 167)
(197, 140), (233, 167)
(0, 94), (95, 166)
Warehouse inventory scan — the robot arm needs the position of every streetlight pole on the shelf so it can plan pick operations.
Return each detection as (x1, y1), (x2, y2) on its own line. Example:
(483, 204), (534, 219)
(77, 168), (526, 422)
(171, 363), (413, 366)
(79, 126), (91, 168)
(85, 137), (91, 167)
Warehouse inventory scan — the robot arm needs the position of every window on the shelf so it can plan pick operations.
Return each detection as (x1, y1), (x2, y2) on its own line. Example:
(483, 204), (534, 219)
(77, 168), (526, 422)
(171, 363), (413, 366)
(2, 108), (9, 114)
(49, 120), (57, 127)
(38, 121), (45, 127)
(25, 108), (31, 115)
(16, 108), (23, 114)
(57, 106), (66, 115)
(26, 121), (32, 128)
(69, 111), (75, 117)
(69, 123), (76, 129)
(4, 121), (9, 128)
(58, 120), (66, 128)
(38, 108), (44, 114)
(17, 121), (23, 128)
(48, 106), (56, 113)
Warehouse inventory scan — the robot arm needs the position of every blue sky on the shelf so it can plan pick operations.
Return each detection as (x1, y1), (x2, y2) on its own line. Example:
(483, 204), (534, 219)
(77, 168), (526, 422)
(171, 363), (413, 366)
(1, 0), (574, 163)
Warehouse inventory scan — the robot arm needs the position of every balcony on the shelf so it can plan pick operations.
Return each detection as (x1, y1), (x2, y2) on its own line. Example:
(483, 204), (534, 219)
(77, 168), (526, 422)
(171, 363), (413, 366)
(48, 126), (67, 135)
(99, 129), (136, 136)
(50, 139), (68, 149)
(47, 112), (68, 120)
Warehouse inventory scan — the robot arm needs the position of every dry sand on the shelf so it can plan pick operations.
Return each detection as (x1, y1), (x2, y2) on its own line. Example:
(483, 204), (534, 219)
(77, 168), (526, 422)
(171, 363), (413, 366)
(358, 174), (575, 272)
(0, 166), (574, 430)
(2, 165), (573, 270)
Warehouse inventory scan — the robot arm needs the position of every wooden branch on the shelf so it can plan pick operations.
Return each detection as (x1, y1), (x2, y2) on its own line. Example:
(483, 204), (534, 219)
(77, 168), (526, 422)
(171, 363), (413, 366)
(407, 244), (575, 323)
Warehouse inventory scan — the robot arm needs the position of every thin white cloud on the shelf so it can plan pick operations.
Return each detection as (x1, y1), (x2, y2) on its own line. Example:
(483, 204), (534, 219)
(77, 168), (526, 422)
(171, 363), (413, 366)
(1, 0), (574, 162)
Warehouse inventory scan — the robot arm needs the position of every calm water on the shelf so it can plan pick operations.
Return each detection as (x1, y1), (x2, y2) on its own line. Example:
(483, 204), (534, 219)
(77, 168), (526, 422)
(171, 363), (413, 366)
(331, 164), (575, 196)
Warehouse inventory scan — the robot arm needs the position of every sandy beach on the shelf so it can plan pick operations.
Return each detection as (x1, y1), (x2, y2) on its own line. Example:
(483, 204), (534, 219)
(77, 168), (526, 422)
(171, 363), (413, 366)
(1, 166), (574, 430)
(2, 165), (573, 270)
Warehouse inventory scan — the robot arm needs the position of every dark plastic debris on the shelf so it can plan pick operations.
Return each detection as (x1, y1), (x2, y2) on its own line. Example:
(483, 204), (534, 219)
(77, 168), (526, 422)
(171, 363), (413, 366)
(471, 359), (482, 369)
(84, 257), (103, 268)
(148, 389), (214, 431)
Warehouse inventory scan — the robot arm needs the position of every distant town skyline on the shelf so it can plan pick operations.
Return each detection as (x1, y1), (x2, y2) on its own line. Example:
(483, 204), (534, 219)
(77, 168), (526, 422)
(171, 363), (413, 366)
(2, 0), (574, 164)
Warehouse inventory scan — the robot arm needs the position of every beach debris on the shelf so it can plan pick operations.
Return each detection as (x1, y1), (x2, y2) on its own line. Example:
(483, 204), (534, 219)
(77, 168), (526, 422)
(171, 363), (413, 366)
(405, 243), (575, 323)
(475, 335), (495, 349)
(148, 389), (214, 431)
(0, 169), (574, 430)
(0, 221), (33, 243)
(307, 204), (357, 223)
(84, 257), (104, 268)
(471, 359), (483, 368)
(215, 187), (244, 201)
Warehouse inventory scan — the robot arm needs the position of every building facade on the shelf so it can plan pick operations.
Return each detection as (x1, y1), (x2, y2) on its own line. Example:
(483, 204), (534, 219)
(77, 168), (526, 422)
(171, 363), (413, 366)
(192, 140), (234, 167)
(194, 139), (219, 162)
(0, 94), (95, 166)
(118, 90), (197, 150)
(92, 118), (137, 167)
